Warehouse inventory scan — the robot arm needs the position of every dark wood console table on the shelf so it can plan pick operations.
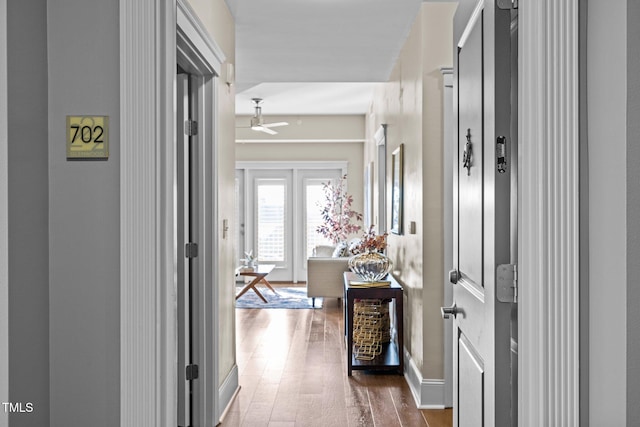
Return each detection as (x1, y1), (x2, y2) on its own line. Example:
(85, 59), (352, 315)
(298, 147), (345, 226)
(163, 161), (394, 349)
(343, 272), (404, 376)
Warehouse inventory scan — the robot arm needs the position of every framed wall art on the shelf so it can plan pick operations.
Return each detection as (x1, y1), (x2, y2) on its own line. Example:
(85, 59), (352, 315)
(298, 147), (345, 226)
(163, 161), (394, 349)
(390, 144), (404, 235)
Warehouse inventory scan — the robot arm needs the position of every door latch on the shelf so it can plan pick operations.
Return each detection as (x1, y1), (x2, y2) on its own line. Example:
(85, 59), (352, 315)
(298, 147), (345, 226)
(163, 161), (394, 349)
(497, 136), (507, 174)
(497, 0), (518, 9)
(497, 264), (518, 303)
(441, 304), (458, 319)
(463, 128), (473, 176)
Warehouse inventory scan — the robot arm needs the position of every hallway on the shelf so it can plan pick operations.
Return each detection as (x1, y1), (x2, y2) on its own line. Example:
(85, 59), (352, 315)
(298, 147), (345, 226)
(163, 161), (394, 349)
(220, 297), (452, 426)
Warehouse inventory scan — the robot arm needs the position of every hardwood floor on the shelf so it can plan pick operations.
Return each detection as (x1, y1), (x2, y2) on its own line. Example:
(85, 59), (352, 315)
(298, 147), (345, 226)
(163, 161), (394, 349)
(220, 295), (452, 427)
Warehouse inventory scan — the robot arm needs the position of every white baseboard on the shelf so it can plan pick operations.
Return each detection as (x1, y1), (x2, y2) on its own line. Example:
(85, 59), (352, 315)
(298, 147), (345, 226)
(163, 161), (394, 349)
(218, 364), (239, 422)
(404, 349), (447, 409)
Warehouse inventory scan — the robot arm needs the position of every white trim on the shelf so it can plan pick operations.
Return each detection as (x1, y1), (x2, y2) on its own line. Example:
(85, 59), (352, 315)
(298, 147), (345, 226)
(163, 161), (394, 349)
(0, 1), (8, 424)
(120, 0), (224, 425)
(374, 124), (386, 146)
(403, 349), (446, 409)
(236, 160), (348, 171)
(458, 0), (484, 49)
(176, 0), (225, 72)
(191, 74), (220, 426)
(441, 66), (454, 409)
(235, 138), (364, 144)
(120, 1), (164, 426)
(218, 364), (239, 421)
(519, 0), (581, 425)
(158, 2), (178, 425)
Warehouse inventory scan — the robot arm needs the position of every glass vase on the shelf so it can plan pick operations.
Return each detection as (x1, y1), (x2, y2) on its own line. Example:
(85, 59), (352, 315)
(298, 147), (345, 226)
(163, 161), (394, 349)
(348, 250), (392, 282)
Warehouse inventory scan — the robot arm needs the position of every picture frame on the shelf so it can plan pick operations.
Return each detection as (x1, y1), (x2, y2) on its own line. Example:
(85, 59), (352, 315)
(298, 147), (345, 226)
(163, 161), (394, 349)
(390, 144), (404, 235)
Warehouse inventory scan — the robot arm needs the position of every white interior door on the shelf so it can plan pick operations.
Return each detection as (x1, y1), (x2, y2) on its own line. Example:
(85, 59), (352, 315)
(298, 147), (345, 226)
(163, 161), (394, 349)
(177, 72), (195, 426)
(447, 2), (515, 426)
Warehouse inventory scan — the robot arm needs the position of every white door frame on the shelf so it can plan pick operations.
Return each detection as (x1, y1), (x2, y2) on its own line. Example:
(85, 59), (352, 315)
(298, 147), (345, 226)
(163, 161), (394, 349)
(519, 1), (581, 425)
(441, 67), (454, 409)
(0, 1), (8, 426)
(120, 0), (225, 426)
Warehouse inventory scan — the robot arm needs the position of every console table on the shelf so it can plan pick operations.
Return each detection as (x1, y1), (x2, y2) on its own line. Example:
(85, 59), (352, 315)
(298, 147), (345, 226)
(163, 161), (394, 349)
(343, 272), (404, 375)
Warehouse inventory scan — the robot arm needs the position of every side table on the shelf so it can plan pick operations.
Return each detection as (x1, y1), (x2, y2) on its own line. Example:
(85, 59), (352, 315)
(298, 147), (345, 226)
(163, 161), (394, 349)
(343, 271), (404, 376)
(235, 264), (277, 303)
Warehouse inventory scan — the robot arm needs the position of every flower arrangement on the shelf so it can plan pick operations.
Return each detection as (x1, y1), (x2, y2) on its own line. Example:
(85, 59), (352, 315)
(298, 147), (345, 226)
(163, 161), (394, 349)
(351, 225), (388, 254)
(241, 250), (256, 267)
(316, 174), (363, 245)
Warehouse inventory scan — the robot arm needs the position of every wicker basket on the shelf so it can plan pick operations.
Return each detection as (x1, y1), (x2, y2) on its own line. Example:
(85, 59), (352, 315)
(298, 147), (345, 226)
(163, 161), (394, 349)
(353, 299), (391, 360)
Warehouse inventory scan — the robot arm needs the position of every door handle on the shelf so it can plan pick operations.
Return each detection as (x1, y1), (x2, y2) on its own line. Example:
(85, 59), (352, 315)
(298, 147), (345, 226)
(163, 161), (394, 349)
(449, 269), (460, 284)
(441, 304), (458, 319)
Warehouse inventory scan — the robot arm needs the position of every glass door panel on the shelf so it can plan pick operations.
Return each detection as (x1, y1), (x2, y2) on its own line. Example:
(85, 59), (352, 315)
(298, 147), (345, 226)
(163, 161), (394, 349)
(295, 170), (342, 281)
(256, 179), (286, 263)
(246, 170), (293, 281)
(304, 179), (334, 259)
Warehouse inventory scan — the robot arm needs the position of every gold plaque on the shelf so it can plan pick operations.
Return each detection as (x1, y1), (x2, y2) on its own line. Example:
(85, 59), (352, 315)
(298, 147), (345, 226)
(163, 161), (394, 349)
(66, 116), (109, 159)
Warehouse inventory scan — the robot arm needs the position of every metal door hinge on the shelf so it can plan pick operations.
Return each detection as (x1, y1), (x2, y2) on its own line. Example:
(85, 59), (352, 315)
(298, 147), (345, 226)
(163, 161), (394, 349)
(185, 242), (198, 258)
(185, 120), (198, 136)
(497, 264), (518, 303)
(186, 364), (199, 380)
(497, 0), (518, 9)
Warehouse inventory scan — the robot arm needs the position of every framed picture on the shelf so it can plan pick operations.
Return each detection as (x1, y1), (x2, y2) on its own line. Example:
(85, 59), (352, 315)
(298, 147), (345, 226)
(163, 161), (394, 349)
(390, 144), (404, 235)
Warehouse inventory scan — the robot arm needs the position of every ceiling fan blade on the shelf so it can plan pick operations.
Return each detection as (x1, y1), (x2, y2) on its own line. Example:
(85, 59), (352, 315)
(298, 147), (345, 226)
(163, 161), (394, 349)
(251, 125), (278, 135)
(259, 126), (278, 135)
(262, 122), (289, 128)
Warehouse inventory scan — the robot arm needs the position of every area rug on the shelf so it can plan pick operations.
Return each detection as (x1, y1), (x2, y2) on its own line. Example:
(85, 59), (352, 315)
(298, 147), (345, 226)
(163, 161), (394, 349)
(235, 286), (322, 309)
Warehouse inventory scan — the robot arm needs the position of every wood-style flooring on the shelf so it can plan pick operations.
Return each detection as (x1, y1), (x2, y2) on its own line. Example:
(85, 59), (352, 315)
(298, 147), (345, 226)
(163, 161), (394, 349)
(220, 293), (452, 427)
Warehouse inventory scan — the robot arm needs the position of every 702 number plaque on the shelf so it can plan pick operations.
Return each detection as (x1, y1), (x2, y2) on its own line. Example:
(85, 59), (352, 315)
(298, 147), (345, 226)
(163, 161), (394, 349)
(66, 115), (109, 159)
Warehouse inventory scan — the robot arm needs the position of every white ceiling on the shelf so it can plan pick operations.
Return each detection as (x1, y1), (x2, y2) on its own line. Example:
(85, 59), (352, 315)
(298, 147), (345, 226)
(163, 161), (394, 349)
(226, 0), (424, 115)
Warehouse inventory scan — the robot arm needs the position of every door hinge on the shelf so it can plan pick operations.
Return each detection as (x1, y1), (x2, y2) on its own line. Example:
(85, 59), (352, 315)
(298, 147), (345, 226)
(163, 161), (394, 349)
(185, 242), (198, 258)
(186, 364), (199, 380)
(497, 0), (518, 9)
(185, 120), (198, 136)
(497, 264), (518, 303)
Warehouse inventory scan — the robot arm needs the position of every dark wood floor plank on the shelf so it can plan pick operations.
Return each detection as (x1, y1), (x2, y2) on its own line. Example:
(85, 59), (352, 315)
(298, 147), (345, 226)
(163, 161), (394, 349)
(387, 377), (429, 426)
(367, 382), (402, 426)
(422, 408), (453, 427)
(220, 293), (452, 427)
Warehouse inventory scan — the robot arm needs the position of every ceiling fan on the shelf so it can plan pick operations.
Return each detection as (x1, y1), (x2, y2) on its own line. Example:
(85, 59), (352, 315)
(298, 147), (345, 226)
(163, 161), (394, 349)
(247, 98), (288, 135)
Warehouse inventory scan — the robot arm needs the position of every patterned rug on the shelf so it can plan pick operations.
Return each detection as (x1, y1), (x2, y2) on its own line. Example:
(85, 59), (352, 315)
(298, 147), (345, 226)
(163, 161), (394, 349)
(235, 286), (322, 309)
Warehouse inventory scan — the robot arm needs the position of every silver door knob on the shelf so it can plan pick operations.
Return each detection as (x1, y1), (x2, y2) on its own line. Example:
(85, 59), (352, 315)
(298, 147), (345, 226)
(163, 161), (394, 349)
(441, 304), (458, 319)
(449, 269), (459, 284)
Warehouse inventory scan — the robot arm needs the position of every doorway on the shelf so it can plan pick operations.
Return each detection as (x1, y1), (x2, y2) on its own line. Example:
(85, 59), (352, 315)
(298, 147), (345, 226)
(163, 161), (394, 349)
(175, 16), (223, 426)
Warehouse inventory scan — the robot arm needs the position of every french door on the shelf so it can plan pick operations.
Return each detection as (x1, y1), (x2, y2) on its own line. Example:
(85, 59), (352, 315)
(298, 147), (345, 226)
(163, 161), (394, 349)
(246, 169), (294, 281)
(237, 166), (342, 282)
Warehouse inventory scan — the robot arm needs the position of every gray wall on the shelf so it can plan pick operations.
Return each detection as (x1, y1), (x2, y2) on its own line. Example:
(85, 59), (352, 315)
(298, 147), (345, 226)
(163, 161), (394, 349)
(47, 0), (120, 425)
(628, 0), (640, 424)
(8, 1), (121, 425)
(7, 1), (50, 425)
(588, 0), (627, 424)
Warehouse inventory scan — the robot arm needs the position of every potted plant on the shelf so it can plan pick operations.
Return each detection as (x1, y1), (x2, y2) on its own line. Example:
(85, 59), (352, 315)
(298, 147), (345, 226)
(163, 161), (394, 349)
(316, 174), (363, 245)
